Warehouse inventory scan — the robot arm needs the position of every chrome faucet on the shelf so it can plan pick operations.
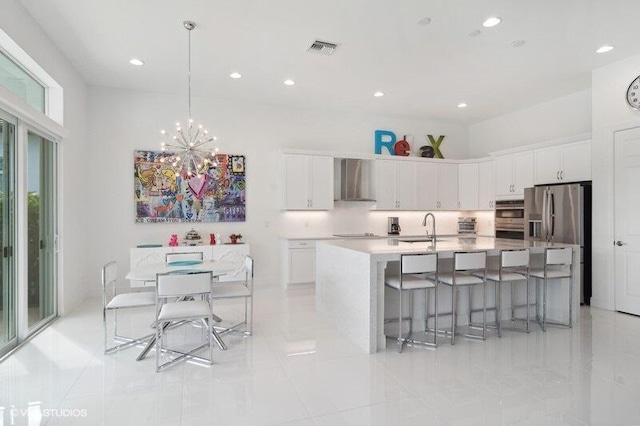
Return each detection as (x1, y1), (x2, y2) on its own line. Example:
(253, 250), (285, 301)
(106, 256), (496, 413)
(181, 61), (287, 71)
(422, 213), (436, 240)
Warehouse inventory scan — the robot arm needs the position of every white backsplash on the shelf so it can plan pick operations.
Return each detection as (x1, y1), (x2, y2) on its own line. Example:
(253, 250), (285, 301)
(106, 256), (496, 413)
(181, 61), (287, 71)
(280, 205), (495, 238)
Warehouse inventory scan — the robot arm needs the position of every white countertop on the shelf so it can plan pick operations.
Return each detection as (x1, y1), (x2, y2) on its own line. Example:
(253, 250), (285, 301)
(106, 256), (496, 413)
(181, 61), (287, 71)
(317, 236), (574, 255)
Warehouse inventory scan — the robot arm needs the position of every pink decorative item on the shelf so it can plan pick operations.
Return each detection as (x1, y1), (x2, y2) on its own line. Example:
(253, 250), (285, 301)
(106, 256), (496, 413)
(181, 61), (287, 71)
(210, 233), (216, 245)
(168, 234), (179, 247)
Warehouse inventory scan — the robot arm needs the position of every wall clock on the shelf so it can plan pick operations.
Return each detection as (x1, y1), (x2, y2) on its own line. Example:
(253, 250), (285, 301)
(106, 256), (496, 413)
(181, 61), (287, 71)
(626, 75), (640, 110)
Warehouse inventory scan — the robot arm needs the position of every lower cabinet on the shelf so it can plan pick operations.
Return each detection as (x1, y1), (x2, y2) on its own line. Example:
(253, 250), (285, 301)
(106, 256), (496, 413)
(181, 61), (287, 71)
(283, 240), (316, 287)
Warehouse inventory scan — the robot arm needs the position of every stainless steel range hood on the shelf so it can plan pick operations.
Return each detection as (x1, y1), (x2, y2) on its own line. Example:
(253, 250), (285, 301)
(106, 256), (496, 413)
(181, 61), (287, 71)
(338, 159), (375, 202)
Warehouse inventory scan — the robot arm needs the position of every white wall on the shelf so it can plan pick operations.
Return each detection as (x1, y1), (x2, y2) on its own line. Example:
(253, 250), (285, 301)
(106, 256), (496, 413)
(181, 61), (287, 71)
(590, 53), (640, 310)
(0, 1), (89, 314)
(467, 89), (592, 157)
(86, 86), (468, 288)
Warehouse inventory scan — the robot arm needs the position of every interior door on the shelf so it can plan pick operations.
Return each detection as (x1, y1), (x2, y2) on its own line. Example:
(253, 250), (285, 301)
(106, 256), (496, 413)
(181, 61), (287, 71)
(614, 126), (640, 315)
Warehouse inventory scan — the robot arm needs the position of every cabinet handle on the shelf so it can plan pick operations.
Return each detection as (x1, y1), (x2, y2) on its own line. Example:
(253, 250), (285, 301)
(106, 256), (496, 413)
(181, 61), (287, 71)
(458, 201), (461, 208)
(560, 170), (563, 180)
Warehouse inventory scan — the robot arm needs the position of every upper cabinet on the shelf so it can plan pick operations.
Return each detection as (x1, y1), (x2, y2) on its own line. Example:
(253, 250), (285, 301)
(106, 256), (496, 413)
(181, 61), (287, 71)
(495, 152), (534, 199)
(534, 139), (591, 185)
(374, 159), (417, 210)
(282, 154), (334, 210)
(458, 163), (479, 210)
(437, 163), (459, 210)
(477, 160), (495, 210)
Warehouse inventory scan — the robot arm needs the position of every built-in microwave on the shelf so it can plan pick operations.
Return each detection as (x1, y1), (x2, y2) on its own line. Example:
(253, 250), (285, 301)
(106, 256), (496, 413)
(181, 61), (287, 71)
(495, 200), (525, 240)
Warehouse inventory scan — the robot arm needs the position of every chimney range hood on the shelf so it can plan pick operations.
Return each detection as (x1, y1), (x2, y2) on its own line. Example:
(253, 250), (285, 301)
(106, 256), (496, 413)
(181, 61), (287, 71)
(338, 159), (376, 202)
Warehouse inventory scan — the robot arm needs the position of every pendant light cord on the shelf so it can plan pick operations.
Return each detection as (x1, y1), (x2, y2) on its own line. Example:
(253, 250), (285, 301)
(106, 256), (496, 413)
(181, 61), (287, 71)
(188, 24), (192, 121)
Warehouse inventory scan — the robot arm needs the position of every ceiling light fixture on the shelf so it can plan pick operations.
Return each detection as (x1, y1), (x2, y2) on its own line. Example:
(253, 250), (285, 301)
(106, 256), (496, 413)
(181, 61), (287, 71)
(511, 40), (526, 48)
(482, 17), (502, 28)
(457, 102), (468, 108)
(230, 72), (242, 79)
(160, 21), (219, 178)
(284, 79), (296, 86)
(129, 58), (144, 66)
(374, 91), (384, 97)
(596, 45), (614, 54)
(417, 17), (432, 26)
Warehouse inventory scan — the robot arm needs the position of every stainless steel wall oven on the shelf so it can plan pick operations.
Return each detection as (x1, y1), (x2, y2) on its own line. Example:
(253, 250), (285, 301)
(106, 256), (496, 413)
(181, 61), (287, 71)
(495, 199), (525, 240)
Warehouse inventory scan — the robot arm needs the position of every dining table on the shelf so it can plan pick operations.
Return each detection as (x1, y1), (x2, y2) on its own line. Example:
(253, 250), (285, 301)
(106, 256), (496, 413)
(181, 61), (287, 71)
(125, 259), (239, 361)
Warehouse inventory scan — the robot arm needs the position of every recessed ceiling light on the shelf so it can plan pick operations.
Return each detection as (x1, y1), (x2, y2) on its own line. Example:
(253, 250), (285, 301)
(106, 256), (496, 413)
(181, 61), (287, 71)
(230, 72), (242, 79)
(482, 17), (502, 28)
(374, 91), (384, 97)
(596, 45), (614, 54)
(284, 79), (296, 86)
(417, 17), (432, 26)
(129, 58), (144, 66)
(457, 102), (468, 108)
(511, 40), (526, 48)
(468, 30), (482, 37)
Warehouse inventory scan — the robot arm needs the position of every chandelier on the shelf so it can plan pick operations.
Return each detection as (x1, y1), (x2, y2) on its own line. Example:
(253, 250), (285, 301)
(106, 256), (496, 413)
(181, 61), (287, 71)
(160, 20), (219, 178)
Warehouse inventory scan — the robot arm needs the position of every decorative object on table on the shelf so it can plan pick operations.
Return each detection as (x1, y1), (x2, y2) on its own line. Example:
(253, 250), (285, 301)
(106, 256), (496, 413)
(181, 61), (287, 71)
(168, 234), (179, 246)
(159, 21), (219, 178)
(426, 135), (445, 159)
(134, 151), (246, 223)
(418, 145), (435, 158)
(184, 228), (202, 245)
(229, 233), (242, 244)
(210, 233), (216, 245)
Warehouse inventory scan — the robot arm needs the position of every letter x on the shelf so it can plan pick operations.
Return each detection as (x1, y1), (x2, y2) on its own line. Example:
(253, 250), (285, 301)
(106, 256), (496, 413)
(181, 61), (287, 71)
(427, 135), (445, 159)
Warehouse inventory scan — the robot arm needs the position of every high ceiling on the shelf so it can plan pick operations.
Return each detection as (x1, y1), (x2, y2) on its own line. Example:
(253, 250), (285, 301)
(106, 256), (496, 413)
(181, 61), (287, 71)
(18, 0), (640, 124)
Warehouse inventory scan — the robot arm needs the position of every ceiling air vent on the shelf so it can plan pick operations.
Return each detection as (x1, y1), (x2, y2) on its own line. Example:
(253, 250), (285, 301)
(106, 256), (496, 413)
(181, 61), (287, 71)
(307, 40), (338, 55)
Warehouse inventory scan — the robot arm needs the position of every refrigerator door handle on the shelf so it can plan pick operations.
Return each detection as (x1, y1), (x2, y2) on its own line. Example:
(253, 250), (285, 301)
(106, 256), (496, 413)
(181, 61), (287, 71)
(542, 188), (548, 241)
(550, 191), (556, 240)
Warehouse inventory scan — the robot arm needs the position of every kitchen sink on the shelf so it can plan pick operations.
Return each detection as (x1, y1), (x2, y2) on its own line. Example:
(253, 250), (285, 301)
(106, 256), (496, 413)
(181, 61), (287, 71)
(399, 238), (446, 243)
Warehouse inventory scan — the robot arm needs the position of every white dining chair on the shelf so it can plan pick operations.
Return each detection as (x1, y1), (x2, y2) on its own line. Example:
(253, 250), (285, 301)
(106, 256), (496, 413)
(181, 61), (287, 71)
(102, 261), (155, 354)
(211, 255), (254, 336)
(165, 251), (204, 264)
(385, 253), (439, 352)
(155, 270), (215, 372)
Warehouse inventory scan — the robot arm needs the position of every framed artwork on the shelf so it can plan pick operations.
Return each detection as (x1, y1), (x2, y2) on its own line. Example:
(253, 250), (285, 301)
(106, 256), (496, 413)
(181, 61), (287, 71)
(134, 150), (246, 223)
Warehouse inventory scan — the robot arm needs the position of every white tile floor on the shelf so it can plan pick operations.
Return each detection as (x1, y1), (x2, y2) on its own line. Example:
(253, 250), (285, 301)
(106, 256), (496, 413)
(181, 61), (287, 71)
(2, 283), (640, 425)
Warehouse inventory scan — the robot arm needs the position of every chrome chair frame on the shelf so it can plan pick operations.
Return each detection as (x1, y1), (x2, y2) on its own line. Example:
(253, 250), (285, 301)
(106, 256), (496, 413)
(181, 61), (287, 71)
(533, 247), (574, 331)
(212, 256), (254, 336)
(102, 261), (155, 354)
(437, 251), (487, 345)
(155, 271), (215, 372)
(384, 253), (439, 352)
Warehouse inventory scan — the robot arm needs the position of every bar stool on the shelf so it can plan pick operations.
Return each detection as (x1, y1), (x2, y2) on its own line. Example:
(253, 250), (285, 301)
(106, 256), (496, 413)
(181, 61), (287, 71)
(475, 249), (531, 336)
(384, 253), (439, 352)
(437, 251), (487, 345)
(530, 247), (574, 331)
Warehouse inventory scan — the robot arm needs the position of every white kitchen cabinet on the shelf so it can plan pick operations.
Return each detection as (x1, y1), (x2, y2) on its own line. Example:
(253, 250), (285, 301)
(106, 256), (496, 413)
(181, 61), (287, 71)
(283, 154), (334, 210)
(416, 162), (438, 209)
(373, 160), (417, 210)
(478, 159), (495, 210)
(458, 162), (479, 210)
(495, 152), (533, 199)
(534, 139), (591, 184)
(283, 240), (316, 287)
(437, 162), (459, 209)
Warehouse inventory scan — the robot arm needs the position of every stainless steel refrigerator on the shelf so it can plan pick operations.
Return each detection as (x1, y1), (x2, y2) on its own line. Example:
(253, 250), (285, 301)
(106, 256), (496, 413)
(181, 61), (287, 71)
(524, 183), (592, 304)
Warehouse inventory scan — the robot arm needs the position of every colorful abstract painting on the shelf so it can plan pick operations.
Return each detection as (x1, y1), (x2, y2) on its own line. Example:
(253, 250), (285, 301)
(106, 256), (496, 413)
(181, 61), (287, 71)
(134, 150), (246, 223)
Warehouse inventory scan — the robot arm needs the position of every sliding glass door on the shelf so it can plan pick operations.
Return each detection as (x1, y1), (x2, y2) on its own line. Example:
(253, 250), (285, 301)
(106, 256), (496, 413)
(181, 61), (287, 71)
(27, 132), (56, 331)
(0, 112), (16, 358)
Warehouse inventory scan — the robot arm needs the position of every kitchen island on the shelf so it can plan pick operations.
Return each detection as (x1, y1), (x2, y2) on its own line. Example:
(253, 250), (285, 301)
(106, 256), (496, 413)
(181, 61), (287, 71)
(316, 236), (580, 353)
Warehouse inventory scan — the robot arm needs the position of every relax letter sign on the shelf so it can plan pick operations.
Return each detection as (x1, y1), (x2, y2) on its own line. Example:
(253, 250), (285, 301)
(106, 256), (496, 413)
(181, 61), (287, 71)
(374, 130), (445, 158)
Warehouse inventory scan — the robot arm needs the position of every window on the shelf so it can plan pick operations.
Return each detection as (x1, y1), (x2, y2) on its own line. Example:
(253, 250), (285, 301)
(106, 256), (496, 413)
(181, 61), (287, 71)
(0, 50), (45, 113)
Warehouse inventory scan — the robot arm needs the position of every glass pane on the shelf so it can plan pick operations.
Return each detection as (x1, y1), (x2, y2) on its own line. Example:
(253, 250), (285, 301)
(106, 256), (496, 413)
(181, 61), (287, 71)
(1, 115), (16, 354)
(27, 133), (55, 329)
(0, 51), (45, 113)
